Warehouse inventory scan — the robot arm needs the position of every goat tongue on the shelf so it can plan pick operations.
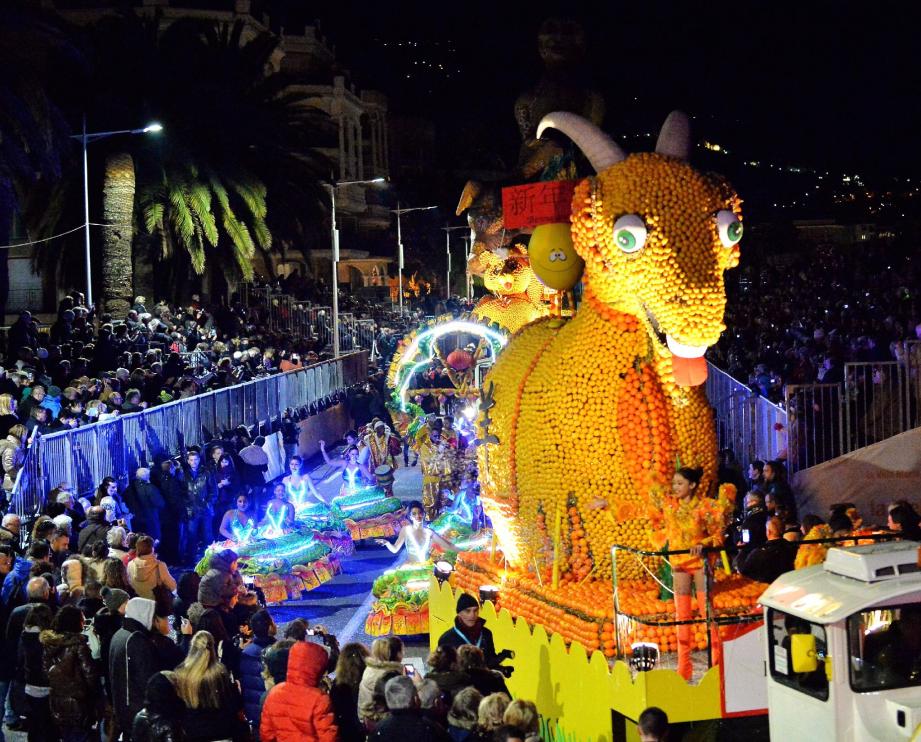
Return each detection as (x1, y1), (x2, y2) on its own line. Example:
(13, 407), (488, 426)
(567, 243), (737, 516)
(671, 354), (708, 387)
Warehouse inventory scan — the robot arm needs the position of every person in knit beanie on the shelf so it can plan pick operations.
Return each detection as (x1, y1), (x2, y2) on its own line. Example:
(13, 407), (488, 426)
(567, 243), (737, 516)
(436, 593), (513, 672)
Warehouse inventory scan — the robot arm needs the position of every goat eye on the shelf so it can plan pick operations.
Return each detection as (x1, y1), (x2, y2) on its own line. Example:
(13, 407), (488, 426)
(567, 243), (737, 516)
(716, 210), (743, 247)
(612, 214), (647, 253)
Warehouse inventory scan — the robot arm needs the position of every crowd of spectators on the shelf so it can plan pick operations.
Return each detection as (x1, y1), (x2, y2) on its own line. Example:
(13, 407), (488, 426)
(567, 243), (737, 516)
(719, 453), (921, 585)
(709, 241), (921, 403)
(0, 493), (545, 742)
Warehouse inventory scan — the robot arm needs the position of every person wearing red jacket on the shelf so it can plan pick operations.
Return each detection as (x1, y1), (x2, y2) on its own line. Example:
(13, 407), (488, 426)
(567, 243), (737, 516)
(260, 640), (338, 742)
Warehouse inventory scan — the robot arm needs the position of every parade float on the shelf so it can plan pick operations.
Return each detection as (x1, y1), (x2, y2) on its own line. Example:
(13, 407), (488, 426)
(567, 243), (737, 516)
(196, 529), (342, 605)
(431, 108), (776, 740)
(365, 480), (492, 637)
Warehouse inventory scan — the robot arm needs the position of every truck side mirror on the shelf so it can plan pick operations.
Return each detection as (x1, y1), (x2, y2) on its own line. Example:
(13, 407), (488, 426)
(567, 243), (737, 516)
(791, 633), (819, 673)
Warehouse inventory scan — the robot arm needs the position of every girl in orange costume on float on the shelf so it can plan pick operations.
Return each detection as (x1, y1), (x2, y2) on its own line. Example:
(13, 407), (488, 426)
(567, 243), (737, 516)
(647, 467), (735, 681)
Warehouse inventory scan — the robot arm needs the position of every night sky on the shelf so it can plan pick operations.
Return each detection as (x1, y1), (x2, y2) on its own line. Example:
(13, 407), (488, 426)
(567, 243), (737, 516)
(274, 0), (921, 178)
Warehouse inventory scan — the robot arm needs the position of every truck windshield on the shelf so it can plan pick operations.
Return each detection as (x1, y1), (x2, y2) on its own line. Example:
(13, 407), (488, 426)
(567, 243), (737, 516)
(848, 602), (921, 692)
(767, 608), (829, 701)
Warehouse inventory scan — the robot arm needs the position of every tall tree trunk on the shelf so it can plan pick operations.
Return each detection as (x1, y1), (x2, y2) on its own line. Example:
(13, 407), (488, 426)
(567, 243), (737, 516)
(102, 151), (135, 317)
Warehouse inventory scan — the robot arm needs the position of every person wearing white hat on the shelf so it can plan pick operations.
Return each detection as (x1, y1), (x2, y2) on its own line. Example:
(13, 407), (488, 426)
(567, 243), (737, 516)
(109, 597), (160, 735)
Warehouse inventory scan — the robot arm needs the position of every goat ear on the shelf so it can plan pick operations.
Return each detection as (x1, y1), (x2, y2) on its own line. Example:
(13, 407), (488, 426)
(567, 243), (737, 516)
(656, 111), (691, 159)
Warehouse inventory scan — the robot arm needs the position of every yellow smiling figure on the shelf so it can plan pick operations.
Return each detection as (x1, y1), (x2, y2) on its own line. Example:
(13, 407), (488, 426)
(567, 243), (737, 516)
(527, 222), (584, 291)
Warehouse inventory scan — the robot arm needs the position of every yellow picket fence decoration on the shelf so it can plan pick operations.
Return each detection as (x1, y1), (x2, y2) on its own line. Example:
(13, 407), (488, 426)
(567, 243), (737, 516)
(429, 578), (724, 741)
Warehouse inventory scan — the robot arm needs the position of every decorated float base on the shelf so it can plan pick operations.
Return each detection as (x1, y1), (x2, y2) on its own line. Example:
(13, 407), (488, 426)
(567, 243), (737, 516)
(440, 554), (768, 741)
(329, 487), (406, 541)
(197, 529), (342, 604)
(366, 562), (434, 636)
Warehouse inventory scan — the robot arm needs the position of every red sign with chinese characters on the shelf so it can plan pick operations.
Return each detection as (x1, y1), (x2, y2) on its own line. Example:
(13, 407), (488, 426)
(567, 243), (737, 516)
(501, 180), (577, 230)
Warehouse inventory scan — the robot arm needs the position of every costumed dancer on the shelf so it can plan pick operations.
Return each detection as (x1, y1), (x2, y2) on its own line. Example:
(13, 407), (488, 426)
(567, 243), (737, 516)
(375, 500), (455, 563)
(319, 440), (374, 493)
(415, 420), (455, 521)
(647, 466), (735, 681)
(261, 482), (296, 535)
(283, 455), (325, 509)
(364, 420), (401, 475)
(219, 494), (257, 542)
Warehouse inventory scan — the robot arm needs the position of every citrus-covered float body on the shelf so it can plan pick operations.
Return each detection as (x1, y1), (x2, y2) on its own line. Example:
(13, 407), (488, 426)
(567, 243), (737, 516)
(446, 111), (772, 733)
(469, 245), (550, 333)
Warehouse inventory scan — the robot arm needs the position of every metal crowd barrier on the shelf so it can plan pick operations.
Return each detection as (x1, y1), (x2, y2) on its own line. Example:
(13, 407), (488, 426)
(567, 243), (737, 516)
(782, 350), (921, 472)
(239, 283), (383, 354)
(705, 363), (787, 469)
(9, 351), (368, 516)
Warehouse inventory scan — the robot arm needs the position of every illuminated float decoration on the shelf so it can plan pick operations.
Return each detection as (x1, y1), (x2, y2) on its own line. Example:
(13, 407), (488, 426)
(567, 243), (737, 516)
(477, 109), (742, 576)
(456, 111), (765, 707)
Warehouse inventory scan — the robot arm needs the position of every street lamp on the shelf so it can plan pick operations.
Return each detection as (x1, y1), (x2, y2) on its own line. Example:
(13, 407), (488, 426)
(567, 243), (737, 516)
(442, 226), (468, 299)
(325, 177), (386, 357)
(391, 203), (437, 315)
(73, 116), (163, 309)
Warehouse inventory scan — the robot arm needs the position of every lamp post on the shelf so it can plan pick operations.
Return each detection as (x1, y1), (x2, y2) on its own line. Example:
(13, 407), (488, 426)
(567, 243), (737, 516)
(462, 234), (472, 301)
(442, 226), (468, 299)
(74, 117), (162, 310)
(325, 177), (385, 356)
(391, 203), (437, 316)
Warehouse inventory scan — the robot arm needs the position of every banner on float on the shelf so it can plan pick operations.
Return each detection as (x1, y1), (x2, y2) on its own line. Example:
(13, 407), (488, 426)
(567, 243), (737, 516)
(501, 180), (576, 230)
(793, 427), (921, 524)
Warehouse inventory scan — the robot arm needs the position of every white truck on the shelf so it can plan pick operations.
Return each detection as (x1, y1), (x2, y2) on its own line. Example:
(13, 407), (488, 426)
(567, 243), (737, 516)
(760, 540), (921, 741)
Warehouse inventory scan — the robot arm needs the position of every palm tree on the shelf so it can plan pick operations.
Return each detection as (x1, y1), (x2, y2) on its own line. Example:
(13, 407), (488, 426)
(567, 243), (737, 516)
(101, 151), (136, 315)
(135, 19), (330, 287)
(140, 160), (268, 281)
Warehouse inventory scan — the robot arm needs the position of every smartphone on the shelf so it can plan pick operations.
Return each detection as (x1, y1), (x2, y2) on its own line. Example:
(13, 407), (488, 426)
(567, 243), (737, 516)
(403, 663), (416, 677)
(742, 529), (750, 544)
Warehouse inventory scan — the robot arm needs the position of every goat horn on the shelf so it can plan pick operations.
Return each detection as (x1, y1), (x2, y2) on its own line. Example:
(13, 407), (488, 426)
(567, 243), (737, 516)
(537, 112), (625, 172)
(655, 110), (691, 159)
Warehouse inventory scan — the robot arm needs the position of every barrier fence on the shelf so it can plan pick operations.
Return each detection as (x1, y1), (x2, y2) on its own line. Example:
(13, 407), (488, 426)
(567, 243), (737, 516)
(705, 363), (787, 470)
(238, 283), (380, 355)
(10, 351), (368, 517)
(783, 349), (921, 473)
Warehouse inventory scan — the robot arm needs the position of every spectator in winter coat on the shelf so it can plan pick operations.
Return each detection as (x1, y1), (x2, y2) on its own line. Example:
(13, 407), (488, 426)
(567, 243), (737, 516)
(122, 469), (166, 540)
(457, 645), (509, 698)
(446, 687), (482, 742)
(18, 603), (56, 741)
(131, 671), (185, 742)
(95, 587), (129, 701)
(1, 577), (52, 731)
(1, 546), (38, 609)
(127, 536), (177, 599)
(425, 645), (472, 702)
(0, 424), (27, 491)
(172, 571), (200, 630)
(40, 605), (101, 738)
(358, 636), (405, 727)
(239, 609), (276, 728)
(109, 597), (159, 735)
(198, 548), (243, 637)
(368, 676), (450, 742)
(330, 642), (370, 742)
(154, 458), (187, 564)
(174, 631), (249, 742)
(77, 506), (111, 552)
(260, 640), (338, 742)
